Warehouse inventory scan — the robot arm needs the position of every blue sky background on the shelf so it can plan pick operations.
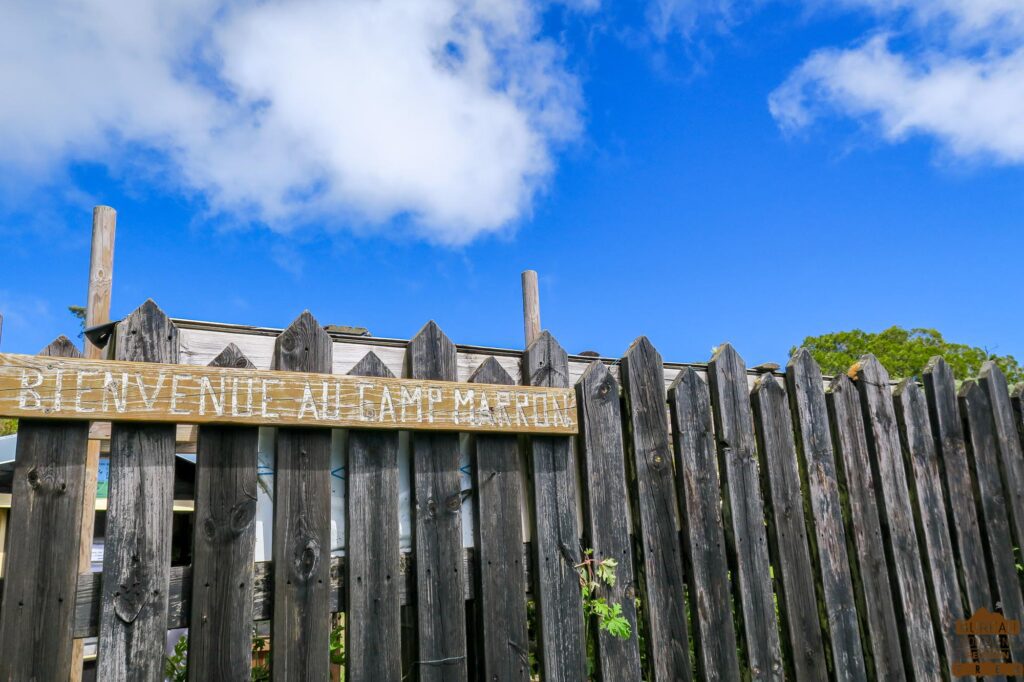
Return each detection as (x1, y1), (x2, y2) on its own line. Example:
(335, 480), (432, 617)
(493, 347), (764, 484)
(1, 0), (1022, 368)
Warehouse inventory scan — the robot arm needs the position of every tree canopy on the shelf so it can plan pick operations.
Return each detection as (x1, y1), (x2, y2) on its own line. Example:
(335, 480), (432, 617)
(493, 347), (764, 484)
(0, 419), (15, 436)
(793, 326), (1023, 383)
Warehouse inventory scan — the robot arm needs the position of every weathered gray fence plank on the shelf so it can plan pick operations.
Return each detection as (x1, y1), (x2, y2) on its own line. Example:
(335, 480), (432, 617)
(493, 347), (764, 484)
(707, 344), (783, 681)
(785, 350), (866, 682)
(893, 378), (969, 670)
(187, 344), (259, 681)
(409, 321), (468, 682)
(853, 356), (940, 679)
(979, 362), (1024, 551)
(620, 337), (693, 682)
(98, 300), (178, 681)
(522, 331), (586, 682)
(271, 311), (333, 680)
(575, 361), (643, 681)
(751, 373), (828, 681)
(469, 357), (530, 682)
(346, 351), (403, 681)
(826, 375), (906, 681)
(959, 380), (1024, 663)
(668, 367), (742, 682)
(0, 337), (89, 681)
(923, 359), (994, 625)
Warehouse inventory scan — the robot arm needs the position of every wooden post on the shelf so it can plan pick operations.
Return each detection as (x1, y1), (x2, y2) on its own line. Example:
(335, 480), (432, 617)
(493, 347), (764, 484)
(521, 270), (540, 346)
(71, 205), (116, 679)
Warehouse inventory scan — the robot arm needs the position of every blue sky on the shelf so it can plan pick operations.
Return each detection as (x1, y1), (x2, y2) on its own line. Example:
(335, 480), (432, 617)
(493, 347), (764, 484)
(1, 0), (1022, 368)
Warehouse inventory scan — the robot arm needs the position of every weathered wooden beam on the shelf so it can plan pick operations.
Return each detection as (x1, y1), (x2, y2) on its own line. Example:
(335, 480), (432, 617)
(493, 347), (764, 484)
(751, 373), (827, 681)
(469, 358), (530, 682)
(98, 300), (178, 680)
(576, 361), (643, 680)
(707, 343), (783, 681)
(523, 331), (586, 682)
(0, 337), (89, 680)
(620, 337), (693, 682)
(410, 321), (469, 682)
(853, 356), (940, 679)
(669, 367), (742, 682)
(271, 311), (333, 681)
(187, 345), (259, 681)
(346, 351), (403, 681)
(521, 270), (541, 346)
(785, 350), (866, 682)
(0, 353), (578, 435)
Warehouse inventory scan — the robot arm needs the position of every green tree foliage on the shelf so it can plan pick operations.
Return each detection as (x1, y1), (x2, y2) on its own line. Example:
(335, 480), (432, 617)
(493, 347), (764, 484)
(793, 327), (1024, 382)
(0, 419), (15, 436)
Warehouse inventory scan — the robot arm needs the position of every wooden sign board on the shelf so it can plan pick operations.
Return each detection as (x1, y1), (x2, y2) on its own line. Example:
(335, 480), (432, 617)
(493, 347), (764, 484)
(0, 354), (577, 435)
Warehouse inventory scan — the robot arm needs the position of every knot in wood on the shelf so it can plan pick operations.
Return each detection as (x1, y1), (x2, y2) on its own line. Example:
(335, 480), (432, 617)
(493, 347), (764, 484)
(445, 493), (462, 512)
(292, 535), (321, 582)
(114, 571), (148, 624)
(230, 498), (258, 535)
(26, 467), (41, 489)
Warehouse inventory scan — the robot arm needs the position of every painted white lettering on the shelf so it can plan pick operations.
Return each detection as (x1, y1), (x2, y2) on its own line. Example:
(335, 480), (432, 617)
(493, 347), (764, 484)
(476, 391), (494, 426)
(18, 369), (43, 410)
(135, 373), (166, 411)
(321, 380), (341, 420)
(260, 379), (281, 418)
(427, 387), (442, 423)
(102, 372), (129, 413)
(454, 388), (475, 425)
(533, 394), (550, 427)
(298, 382), (319, 420)
(495, 391), (512, 426)
(76, 371), (98, 413)
(53, 369), (66, 411)
(515, 392), (530, 426)
(231, 377), (254, 417)
(198, 376), (225, 417)
(357, 381), (375, 420)
(379, 386), (396, 423)
(400, 386), (423, 422)
(170, 374), (193, 415)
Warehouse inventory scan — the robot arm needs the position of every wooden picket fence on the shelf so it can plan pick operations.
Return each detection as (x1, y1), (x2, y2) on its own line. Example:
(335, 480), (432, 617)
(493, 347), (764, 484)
(1, 298), (1023, 681)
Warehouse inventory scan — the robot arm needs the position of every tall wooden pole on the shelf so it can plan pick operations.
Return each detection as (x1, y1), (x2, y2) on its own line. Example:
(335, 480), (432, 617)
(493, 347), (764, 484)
(521, 270), (541, 346)
(71, 205), (117, 679)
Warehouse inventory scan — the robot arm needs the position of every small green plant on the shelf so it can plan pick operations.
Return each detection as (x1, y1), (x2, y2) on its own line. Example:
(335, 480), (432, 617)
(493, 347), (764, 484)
(330, 615), (347, 671)
(576, 548), (631, 640)
(0, 418), (16, 436)
(164, 635), (188, 682)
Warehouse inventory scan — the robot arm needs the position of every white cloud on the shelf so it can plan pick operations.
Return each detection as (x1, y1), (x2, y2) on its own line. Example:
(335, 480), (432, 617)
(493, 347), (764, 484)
(769, 1), (1024, 164)
(0, 0), (583, 244)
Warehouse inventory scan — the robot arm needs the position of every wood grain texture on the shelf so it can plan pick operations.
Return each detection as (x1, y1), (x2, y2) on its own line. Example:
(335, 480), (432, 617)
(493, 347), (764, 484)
(186, 344), (259, 681)
(409, 321), (468, 682)
(0, 353), (577, 434)
(619, 337), (693, 682)
(751, 374), (828, 681)
(668, 367), (742, 682)
(893, 378), (968, 670)
(271, 311), (333, 681)
(785, 350), (866, 682)
(521, 270), (541, 346)
(979, 362), (1024, 552)
(958, 380), (1024, 663)
(826, 375), (906, 681)
(0, 337), (89, 681)
(707, 344), (784, 681)
(347, 351), (403, 682)
(0, 545), (535, 639)
(853, 355), (940, 679)
(469, 357), (530, 682)
(522, 331), (586, 682)
(98, 300), (179, 681)
(575, 361), (643, 681)
(923, 359), (993, 621)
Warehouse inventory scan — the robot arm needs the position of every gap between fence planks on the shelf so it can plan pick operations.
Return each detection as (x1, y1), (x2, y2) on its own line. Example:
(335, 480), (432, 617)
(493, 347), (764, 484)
(186, 344), (259, 681)
(97, 300), (178, 681)
(620, 337), (693, 682)
(469, 357), (531, 682)
(0, 337), (90, 680)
